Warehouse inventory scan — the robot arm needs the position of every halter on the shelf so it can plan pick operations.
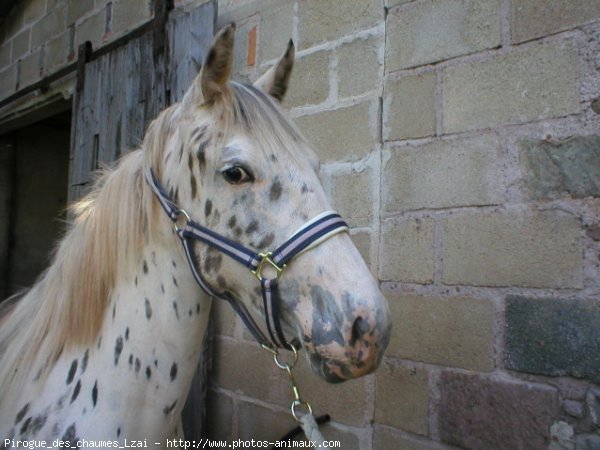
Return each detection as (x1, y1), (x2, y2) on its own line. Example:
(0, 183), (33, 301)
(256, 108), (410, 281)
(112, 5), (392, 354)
(146, 168), (349, 352)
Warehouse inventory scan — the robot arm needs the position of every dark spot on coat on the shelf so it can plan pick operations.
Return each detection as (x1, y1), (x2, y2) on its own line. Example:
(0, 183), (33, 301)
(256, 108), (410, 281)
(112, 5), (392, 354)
(269, 180), (282, 202)
(161, 283), (165, 294)
(128, 354), (133, 366)
(114, 337), (123, 365)
(228, 216), (237, 229)
(66, 359), (78, 385)
(310, 286), (344, 347)
(191, 175), (197, 199)
(20, 417), (31, 435)
(143, 260), (148, 274)
(234, 227), (243, 237)
(188, 152), (194, 172)
(170, 363), (178, 381)
(301, 183), (309, 194)
(81, 350), (89, 373)
(29, 413), (47, 435)
(117, 427), (121, 437)
(257, 233), (275, 249)
(245, 219), (259, 235)
(178, 144), (184, 163)
(205, 199), (213, 217)
(145, 298), (152, 319)
(61, 423), (78, 446)
(270, 154), (278, 162)
(204, 254), (222, 273)
(173, 301), (180, 320)
(134, 276), (138, 286)
(146, 366), (152, 379)
(125, 327), (130, 340)
(163, 400), (178, 416)
(112, 304), (116, 320)
(173, 276), (178, 287)
(70, 380), (81, 403)
(196, 303), (201, 314)
(92, 381), (98, 407)
(15, 403), (29, 424)
(135, 358), (141, 373)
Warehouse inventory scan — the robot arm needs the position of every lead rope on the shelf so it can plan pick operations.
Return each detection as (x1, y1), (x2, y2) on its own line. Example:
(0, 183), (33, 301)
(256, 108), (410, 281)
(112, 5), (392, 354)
(263, 345), (330, 448)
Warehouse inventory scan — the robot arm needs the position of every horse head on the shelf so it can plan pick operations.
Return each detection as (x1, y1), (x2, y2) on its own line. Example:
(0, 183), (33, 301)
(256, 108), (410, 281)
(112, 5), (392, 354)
(153, 24), (391, 382)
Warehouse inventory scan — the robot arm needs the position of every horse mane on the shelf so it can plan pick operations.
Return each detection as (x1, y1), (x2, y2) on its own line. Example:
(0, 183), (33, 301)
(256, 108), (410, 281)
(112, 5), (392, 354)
(0, 104), (179, 405)
(0, 80), (307, 406)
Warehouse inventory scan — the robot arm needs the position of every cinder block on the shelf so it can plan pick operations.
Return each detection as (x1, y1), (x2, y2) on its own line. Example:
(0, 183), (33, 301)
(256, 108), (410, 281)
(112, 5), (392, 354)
(11, 29), (30, 62)
(44, 31), (70, 75)
(438, 372), (558, 449)
(18, 48), (43, 89)
(285, 50), (330, 108)
(337, 35), (382, 98)
(111, 0), (152, 38)
(382, 134), (503, 213)
(380, 217), (435, 284)
(75, 9), (106, 50)
(512, 0), (600, 44)
(350, 230), (375, 274)
(298, 0), (383, 49)
(384, 72), (436, 141)
(237, 401), (297, 442)
(331, 168), (374, 228)
(293, 353), (371, 427)
(259, 1), (294, 62)
(294, 100), (378, 163)
(23, 0), (46, 25)
(506, 296), (600, 383)
(0, 64), (17, 100)
(375, 364), (429, 435)
(442, 42), (580, 133)
(386, 0), (501, 71)
(385, 292), (495, 371)
(373, 426), (440, 450)
(66, 0), (95, 26)
(441, 211), (583, 288)
(205, 390), (233, 441)
(31, 6), (66, 49)
(519, 136), (600, 200)
(0, 42), (10, 68)
(212, 338), (289, 403)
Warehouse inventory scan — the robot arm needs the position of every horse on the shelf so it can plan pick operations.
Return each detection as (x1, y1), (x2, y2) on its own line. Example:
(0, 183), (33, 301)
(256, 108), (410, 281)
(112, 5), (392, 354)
(0, 24), (391, 445)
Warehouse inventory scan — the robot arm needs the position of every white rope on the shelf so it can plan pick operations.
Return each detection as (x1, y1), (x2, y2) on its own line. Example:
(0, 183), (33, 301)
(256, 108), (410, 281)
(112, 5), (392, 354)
(300, 413), (330, 448)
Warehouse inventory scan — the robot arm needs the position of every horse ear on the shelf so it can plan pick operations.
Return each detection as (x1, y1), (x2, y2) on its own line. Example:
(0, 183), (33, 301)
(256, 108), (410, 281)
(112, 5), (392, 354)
(254, 40), (295, 102)
(183, 24), (236, 107)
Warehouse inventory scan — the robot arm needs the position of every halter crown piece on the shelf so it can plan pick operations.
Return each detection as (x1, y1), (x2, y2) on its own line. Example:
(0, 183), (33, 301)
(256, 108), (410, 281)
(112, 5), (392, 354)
(146, 168), (349, 352)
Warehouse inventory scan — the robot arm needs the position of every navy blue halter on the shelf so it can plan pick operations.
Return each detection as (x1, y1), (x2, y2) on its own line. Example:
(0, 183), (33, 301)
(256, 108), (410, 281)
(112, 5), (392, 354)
(146, 168), (349, 351)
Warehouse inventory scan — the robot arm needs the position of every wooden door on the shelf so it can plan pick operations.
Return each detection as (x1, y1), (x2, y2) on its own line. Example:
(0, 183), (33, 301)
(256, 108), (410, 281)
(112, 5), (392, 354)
(69, 0), (217, 439)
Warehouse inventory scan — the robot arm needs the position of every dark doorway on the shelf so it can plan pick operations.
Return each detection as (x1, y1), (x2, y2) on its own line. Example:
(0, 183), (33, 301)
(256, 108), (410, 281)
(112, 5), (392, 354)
(0, 110), (71, 299)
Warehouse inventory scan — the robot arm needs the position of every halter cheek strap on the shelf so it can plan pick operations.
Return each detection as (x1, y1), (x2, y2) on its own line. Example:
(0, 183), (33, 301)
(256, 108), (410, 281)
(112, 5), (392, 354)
(146, 168), (349, 351)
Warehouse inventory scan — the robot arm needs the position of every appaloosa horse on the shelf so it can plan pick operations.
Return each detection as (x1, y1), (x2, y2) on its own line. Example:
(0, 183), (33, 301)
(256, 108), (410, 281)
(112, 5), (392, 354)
(0, 25), (390, 445)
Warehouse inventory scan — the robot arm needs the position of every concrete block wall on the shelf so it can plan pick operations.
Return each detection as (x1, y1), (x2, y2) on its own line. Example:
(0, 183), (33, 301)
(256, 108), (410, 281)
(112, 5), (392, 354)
(0, 0), (598, 448)
(214, 1), (600, 449)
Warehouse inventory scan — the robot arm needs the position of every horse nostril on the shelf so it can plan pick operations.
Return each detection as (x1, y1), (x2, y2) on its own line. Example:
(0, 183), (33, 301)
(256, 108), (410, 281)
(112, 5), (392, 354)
(350, 316), (369, 345)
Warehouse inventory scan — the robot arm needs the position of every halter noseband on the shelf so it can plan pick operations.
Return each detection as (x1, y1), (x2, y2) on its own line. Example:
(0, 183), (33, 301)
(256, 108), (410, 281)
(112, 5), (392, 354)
(146, 169), (349, 351)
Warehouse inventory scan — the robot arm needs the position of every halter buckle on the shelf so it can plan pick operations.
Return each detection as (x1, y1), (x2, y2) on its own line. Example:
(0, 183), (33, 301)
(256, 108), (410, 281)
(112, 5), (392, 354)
(252, 252), (286, 281)
(173, 208), (191, 233)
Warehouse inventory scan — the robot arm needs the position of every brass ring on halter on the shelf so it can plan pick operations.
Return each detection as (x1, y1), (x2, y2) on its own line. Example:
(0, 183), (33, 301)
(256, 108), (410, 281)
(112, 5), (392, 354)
(274, 344), (298, 370)
(291, 399), (312, 422)
(173, 209), (192, 233)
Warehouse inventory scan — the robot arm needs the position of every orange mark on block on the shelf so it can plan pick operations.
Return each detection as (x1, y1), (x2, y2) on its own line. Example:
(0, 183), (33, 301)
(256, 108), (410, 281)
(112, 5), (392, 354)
(247, 27), (257, 67)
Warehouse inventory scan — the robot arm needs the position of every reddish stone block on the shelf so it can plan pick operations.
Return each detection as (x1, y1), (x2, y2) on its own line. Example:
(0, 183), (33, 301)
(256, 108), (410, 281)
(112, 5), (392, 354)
(438, 372), (558, 449)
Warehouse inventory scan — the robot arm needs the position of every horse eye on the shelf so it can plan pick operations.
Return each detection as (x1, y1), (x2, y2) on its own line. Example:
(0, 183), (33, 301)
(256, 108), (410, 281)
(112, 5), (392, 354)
(222, 166), (252, 184)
